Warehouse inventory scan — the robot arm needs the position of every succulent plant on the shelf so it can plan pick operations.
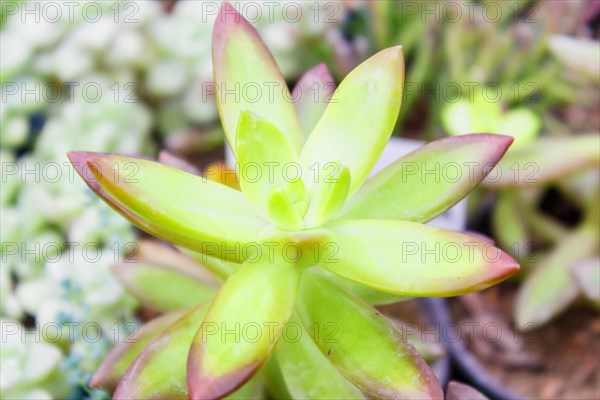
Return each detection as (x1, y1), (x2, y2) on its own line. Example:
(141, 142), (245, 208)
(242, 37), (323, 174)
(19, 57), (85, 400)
(69, 3), (520, 398)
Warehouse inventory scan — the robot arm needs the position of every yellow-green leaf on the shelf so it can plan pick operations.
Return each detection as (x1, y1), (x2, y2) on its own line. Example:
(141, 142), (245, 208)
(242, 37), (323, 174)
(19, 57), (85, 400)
(187, 255), (301, 398)
(299, 46), (404, 196)
(339, 134), (513, 222)
(236, 111), (301, 220)
(68, 152), (267, 263)
(323, 219), (519, 296)
(213, 2), (303, 155)
(296, 272), (442, 399)
(275, 314), (365, 399)
(113, 304), (210, 399)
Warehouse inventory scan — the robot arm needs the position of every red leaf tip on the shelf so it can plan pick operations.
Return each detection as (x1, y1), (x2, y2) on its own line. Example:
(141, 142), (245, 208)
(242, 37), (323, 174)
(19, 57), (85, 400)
(216, 1), (246, 28)
(490, 248), (520, 283)
(187, 349), (259, 400)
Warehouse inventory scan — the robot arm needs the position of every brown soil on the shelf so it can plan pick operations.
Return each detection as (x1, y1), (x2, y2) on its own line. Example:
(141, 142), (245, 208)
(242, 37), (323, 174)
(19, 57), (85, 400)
(450, 284), (600, 400)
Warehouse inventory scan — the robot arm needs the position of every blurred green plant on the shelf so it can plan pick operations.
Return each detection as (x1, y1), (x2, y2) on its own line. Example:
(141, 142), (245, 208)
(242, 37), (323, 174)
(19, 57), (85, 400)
(69, 4), (519, 398)
(342, 0), (594, 136)
(436, 27), (600, 328)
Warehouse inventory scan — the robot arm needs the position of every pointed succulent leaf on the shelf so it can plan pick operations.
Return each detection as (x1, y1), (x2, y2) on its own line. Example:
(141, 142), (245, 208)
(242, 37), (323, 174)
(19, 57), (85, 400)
(236, 111), (300, 218)
(296, 271), (443, 399)
(299, 46), (404, 196)
(487, 134), (600, 187)
(213, 2), (303, 155)
(339, 134), (513, 222)
(304, 161), (350, 228)
(68, 152), (267, 263)
(322, 220), (519, 296)
(446, 381), (488, 400)
(187, 255), (302, 399)
(515, 223), (598, 328)
(91, 311), (185, 391)
(275, 314), (366, 399)
(266, 187), (305, 231)
(113, 304), (210, 399)
(292, 63), (336, 137)
(112, 262), (217, 312)
(321, 269), (409, 305)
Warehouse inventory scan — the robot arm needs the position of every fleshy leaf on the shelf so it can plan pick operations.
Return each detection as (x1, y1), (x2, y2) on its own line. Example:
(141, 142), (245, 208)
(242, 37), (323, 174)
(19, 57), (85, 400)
(113, 304), (210, 399)
(323, 219), (519, 296)
(266, 187), (304, 231)
(515, 222), (598, 328)
(446, 381), (488, 400)
(225, 372), (265, 400)
(133, 239), (222, 286)
(275, 314), (366, 399)
(386, 316), (446, 363)
(304, 161), (350, 228)
(112, 240), (220, 312)
(112, 263), (217, 312)
(68, 152), (267, 263)
(296, 271), (443, 399)
(263, 358), (293, 399)
(187, 255), (302, 398)
(486, 134), (600, 187)
(182, 248), (240, 281)
(299, 46), (404, 196)
(213, 2), (303, 155)
(91, 311), (185, 391)
(236, 111), (300, 219)
(292, 63), (336, 137)
(323, 269), (409, 305)
(339, 134), (513, 222)
(570, 257), (600, 305)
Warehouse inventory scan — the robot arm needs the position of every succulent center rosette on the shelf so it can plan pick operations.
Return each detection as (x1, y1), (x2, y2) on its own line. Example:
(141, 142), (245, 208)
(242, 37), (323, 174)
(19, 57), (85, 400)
(69, 3), (519, 399)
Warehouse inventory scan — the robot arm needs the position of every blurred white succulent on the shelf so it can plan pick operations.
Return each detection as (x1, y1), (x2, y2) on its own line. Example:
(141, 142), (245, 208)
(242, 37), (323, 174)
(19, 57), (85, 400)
(0, 319), (67, 399)
(16, 248), (137, 333)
